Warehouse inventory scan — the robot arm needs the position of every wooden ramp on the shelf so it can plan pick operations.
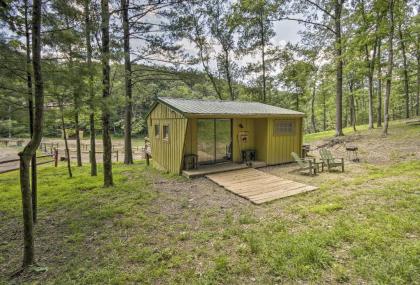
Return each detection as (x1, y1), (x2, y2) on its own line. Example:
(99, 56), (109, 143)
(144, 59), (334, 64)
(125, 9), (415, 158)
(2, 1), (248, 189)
(206, 168), (318, 204)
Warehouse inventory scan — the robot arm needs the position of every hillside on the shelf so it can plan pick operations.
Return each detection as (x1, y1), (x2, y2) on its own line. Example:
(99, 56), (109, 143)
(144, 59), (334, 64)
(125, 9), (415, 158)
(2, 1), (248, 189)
(1, 119), (419, 284)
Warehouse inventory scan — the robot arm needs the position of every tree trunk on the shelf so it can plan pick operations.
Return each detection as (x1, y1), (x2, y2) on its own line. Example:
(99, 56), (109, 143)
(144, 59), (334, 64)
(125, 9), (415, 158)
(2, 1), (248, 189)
(101, 0), (113, 187)
(121, 0), (133, 164)
(365, 41), (377, 129)
(334, 1), (344, 136)
(61, 106), (72, 178)
(323, 90), (327, 131)
(311, 80), (317, 132)
(383, 0), (394, 136)
(416, 33), (419, 116)
(398, 24), (410, 119)
(74, 111), (82, 166)
(18, 0), (44, 267)
(349, 79), (356, 131)
(84, 0), (97, 176)
(24, 0), (37, 224)
(259, 10), (267, 103)
(377, 39), (382, 127)
(224, 48), (234, 100)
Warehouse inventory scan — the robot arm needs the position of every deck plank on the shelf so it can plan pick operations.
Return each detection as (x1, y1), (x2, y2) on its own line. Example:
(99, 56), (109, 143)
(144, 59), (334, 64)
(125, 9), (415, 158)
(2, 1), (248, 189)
(206, 168), (318, 204)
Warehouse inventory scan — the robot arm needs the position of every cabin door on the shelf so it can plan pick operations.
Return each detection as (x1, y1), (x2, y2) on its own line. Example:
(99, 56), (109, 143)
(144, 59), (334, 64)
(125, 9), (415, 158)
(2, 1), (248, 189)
(197, 119), (232, 164)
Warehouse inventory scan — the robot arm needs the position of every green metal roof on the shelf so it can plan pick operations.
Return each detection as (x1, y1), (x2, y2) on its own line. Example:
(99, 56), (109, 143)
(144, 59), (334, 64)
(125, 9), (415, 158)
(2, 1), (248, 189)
(154, 97), (304, 117)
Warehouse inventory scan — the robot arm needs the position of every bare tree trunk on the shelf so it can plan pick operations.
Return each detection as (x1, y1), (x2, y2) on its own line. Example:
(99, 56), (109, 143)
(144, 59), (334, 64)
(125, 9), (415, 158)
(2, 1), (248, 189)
(349, 79), (357, 131)
(398, 24), (410, 119)
(24, 0), (38, 224)
(377, 39), (382, 127)
(84, 0), (97, 176)
(259, 10), (267, 103)
(224, 48), (234, 100)
(334, 1), (344, 136)
(416, 33), (420, 117)
(121, 0), (133, 164)
(311, 81), (317, 132)
(18, 0), (44, 267)
(323, 91), (327, 131)
(101, 0), (113, 187)
(74, 111), (82, 166)
(383, 0), (394, 136)
(61, 106), (72, 178)
(365, 41), (377, 129)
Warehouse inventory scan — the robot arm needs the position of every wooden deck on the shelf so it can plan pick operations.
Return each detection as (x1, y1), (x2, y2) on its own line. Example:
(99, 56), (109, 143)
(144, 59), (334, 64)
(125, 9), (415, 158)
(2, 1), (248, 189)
(182, 161), (266, 178)
(206, 168), (318, 204)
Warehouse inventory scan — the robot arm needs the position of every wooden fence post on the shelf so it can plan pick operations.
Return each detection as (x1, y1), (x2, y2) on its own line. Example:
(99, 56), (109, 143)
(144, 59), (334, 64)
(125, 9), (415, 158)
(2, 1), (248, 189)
(54, 148), (58, 167)
(116, 150), (119, 162)
(146, 153), (150, 166)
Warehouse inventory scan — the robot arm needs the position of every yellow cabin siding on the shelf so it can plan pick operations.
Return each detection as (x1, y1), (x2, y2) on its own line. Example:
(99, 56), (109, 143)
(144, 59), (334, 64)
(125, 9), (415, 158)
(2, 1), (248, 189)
(147, 103), (188, 174)
(266, 117), (302, 165)
(232, 118), (255, 162)
(254, 119), (268, 161)
(183, 118), (197, 156)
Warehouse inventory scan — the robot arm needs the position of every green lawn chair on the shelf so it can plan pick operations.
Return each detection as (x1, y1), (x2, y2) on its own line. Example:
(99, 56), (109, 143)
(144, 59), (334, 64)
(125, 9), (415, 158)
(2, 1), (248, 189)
(319, 148), (344, 172)
(291, 152), (318, 176)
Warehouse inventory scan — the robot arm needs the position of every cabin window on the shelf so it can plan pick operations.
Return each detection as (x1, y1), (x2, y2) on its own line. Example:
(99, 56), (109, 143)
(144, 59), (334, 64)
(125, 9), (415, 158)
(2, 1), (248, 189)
(154, 124), (160, 138)
(274, 120), (294, 135)
(163, 125), (169, 141)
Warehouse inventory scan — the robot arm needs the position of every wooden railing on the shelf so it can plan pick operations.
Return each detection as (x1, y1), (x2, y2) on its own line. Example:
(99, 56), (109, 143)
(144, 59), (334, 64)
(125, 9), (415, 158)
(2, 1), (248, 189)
(0, 151), (58, 174)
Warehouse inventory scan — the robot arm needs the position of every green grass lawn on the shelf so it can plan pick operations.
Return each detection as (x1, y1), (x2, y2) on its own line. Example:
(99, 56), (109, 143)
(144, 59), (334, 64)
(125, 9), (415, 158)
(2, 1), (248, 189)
(1, 121), (419, 284)
(304, 124), (370, 143)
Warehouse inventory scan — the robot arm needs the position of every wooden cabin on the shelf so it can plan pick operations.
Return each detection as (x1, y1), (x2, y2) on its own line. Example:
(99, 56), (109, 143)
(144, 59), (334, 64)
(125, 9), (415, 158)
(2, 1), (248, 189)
(146, 97), (305, 176)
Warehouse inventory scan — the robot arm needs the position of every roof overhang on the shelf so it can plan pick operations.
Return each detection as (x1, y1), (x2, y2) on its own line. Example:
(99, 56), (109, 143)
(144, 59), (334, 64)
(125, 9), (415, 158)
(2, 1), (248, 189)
(145, 97), (306, 119)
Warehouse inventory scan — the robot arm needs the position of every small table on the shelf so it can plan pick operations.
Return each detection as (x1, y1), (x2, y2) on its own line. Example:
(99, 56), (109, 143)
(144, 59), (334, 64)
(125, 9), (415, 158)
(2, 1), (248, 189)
(346, 145), (359, 162)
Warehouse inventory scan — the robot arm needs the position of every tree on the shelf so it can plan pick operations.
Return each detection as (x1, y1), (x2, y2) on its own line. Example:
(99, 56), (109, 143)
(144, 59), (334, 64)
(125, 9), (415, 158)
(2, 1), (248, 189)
(84, 0), (97, 175)
(234, 0), (277, 102)
(278, 0), (346, 135)
(377, 38), (382, 127)
(207, 0), (238, 100)
(101, 0), (113, 187)
(121, 0), (133, 164)
(23, 0), (38, 223)
(18, 0), (44, 268)
(417, 31), (420, 116)
(397, 9), (410, 118)
(355, 0), (385, 129)
(383, 0), (395, 136)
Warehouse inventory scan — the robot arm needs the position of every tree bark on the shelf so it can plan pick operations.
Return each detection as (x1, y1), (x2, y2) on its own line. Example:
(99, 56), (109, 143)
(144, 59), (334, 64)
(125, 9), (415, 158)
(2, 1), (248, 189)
(121, 0), (133, 164)
(323, 89), (327, 131)
(334, 0), (344, 136)
(311, 81), (317, 132)
(259, 9), (267, 103)
(224, 48), (235, 100)
(416, 33), (420, 117)
(365, 41), (377, 129)
(74, 110), (82, 166)
(18, 0), (44, 267)
(84, 0), (97, 176)
(24, 0), (37, 224)
(101, 0), (113, 187)
(61, 106), (72, 178)
(377, 39), (382, 127)
(383, 0), (394, 136)
(349, 79), (356, 131)
(398, 24), (410, 118)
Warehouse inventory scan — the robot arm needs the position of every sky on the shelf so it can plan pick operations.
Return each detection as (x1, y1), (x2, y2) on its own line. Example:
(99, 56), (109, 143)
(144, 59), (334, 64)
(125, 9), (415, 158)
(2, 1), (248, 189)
(132, 18), (304, 74)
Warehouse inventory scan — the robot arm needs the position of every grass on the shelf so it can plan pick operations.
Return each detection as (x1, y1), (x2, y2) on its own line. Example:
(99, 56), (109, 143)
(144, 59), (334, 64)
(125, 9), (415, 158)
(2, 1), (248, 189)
(304, 124), (370, 143)
(1, 121), (419, 284)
